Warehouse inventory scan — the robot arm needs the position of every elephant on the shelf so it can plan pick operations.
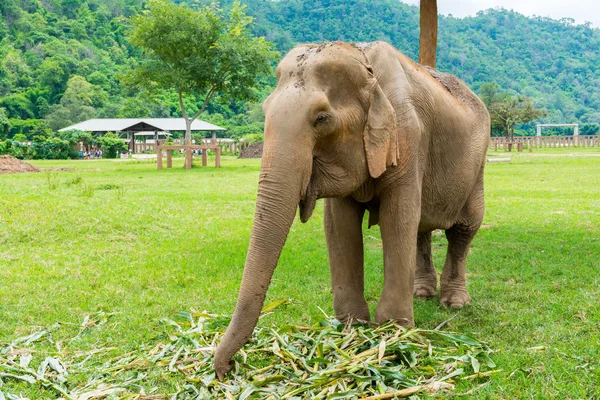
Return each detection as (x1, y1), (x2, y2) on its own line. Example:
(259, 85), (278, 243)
(214, 41), (489, 378)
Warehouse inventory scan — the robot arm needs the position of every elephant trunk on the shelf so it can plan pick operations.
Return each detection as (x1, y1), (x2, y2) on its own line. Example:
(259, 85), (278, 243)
(214, 142), (311, 379)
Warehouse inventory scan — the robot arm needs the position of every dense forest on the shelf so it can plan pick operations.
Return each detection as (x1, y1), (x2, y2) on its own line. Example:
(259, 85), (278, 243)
(1, 0), (599, 139)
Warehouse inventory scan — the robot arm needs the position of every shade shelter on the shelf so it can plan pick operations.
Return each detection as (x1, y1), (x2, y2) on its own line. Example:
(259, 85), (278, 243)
(59, 118), (226, 153)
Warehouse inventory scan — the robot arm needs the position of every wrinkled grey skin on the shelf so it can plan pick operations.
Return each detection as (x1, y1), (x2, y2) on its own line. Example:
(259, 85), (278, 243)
(214, 41), (489, 378)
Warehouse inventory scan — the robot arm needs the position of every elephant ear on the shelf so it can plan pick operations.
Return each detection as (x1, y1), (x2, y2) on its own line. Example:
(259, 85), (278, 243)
(363, 79), (399, 179)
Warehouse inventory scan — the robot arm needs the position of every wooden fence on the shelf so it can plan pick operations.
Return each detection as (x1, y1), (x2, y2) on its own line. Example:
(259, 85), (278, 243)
(131, 138), (249, 154)
(489, 135), (599, 151)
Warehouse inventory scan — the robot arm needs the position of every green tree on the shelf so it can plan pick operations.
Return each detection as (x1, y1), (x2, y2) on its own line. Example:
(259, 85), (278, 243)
(0, 108), (11, 139)
(13, 133), (27, 143)
(45, 75), (107, 130)
(0, 93), (35, 119)
(36, 57), (71, 103)
(35, 96), (51, 118)
(478, 82), (508, 109)
(581, 123), (599, 135)
(98, 132), (127, 158)
(124, 0), (277, 154)
(57, 129), (95, 147)
(490, 96), (546, 147)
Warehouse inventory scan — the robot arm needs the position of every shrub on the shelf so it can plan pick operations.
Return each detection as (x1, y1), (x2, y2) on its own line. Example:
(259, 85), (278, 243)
(0, 140), (29, 159)
(98, 132), (127, 159)
(241, 133), (264, 144)
(31, 137), (78, 159)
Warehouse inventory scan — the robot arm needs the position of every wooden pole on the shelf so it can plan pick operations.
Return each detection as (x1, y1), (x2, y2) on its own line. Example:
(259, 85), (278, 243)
(185, 147), (192, 169)
(216, 146), (221, 168)
(167, 150), (172, 168)
(202, 149), (207, 166)
(129, 132), (134, 154)
(419, 0), (438, 68)
(157, 147), (163, 170)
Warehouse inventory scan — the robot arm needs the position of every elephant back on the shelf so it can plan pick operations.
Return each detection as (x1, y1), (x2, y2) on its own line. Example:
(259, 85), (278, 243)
(423, 67), (486, 114)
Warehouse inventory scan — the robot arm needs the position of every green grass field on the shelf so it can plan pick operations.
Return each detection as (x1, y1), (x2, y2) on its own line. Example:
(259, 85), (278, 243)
(1, 152), (599, 398)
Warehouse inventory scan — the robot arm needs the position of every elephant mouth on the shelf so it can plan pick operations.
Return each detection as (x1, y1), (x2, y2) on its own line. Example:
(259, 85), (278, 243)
(299, 184), (318, 223)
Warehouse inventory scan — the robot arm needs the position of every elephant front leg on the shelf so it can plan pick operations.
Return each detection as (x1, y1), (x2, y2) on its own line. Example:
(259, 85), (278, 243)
(324, 197), (370, 322)
(414, 231), (438, 298)
(375, 189), (419, 326)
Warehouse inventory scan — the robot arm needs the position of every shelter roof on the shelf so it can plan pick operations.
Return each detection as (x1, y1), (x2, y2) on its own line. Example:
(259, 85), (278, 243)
(134, 131), (172, 136)
(58, 118), (226, 132)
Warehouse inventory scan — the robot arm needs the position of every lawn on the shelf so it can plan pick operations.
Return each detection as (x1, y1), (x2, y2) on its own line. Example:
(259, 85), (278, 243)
(1, 152), (599, 398)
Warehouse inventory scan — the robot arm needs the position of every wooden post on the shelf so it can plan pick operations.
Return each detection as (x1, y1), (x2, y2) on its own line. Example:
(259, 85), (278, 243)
(185, 147), (192, 169)
(202, 149), (207, 166)
(157, 147), (163, 170)
(167, 150), (172, 168)
(216, 146), (221, 168)
(419, 0), (438, 68)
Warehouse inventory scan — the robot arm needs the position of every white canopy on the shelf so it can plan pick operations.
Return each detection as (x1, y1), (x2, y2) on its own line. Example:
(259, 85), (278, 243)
(133, 131), (172, 137)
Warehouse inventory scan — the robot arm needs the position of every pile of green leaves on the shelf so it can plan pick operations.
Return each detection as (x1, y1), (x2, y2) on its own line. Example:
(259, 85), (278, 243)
(0, 309), (498, 399)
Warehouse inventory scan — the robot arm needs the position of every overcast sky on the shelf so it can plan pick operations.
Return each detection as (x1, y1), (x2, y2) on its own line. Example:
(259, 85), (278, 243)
(400, 0), (600, 28)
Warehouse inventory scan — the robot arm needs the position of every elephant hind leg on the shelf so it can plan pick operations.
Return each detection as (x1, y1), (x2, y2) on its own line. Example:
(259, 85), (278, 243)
(414, 232), (437, 299)
(440, 169), (484, 308)
(440, 224), (476, 308)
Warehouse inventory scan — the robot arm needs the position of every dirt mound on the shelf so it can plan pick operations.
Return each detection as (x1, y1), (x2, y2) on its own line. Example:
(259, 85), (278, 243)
(0, 155), (40, 174)
(239, 142), (263, 159)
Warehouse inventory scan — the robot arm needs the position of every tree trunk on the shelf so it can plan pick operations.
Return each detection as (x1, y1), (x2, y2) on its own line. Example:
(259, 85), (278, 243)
(185, 118), (192, 169)
(185, 118), (192, 145)
(419, 0), (438, 68)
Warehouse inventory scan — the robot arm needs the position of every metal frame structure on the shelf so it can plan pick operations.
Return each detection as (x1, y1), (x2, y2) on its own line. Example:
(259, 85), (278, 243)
(536, 124), (579, 137)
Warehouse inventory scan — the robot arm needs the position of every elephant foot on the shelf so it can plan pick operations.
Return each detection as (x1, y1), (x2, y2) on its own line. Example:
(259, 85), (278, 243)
(336, 309), (371, 324)
(374, 304), (414, 327)
(333, 295), (371, 323)
(413, 275), (437, 299)
(335, 307), (371, 324)
(440, 286), (471, 309)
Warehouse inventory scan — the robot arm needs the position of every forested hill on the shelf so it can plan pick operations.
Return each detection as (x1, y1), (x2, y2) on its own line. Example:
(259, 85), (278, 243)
(240, 0), (600, 128)
(1, 0), (600, 138)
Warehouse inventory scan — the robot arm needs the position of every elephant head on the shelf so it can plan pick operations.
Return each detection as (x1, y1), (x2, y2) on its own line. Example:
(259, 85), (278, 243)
(214, 42), (401, 378)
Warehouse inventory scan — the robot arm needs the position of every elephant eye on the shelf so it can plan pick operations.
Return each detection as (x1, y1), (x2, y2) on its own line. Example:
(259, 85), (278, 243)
(314, 114), (328, 126)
